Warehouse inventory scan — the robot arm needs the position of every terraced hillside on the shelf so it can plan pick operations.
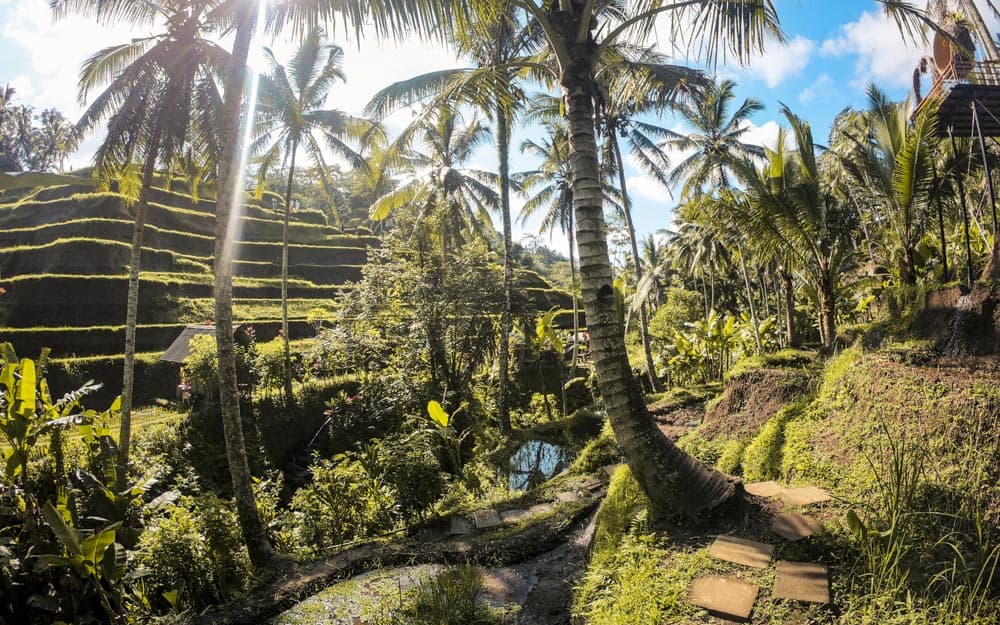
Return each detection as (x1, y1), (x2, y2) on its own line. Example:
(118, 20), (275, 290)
(0, 180), (576, 401)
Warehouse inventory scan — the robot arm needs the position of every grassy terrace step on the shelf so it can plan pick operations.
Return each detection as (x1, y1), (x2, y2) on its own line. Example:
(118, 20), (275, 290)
(172, 297), (341, 324)
(0, 192), (338, 243)
(0, 238), (211, 276)
(3, 219), (377, 261)
(4, 319), (315, 359)
(1, 275), (341, 327)
(0, 238), (365, 285)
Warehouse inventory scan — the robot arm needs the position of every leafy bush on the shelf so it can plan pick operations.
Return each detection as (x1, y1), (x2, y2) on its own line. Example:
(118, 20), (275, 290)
(136, 494), (250, 612)
(373, 565), (502, 625)
(290, 454), (397, 553)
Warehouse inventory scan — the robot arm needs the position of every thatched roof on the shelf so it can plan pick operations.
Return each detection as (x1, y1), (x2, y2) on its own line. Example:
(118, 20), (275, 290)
(160, 324), (241, 364)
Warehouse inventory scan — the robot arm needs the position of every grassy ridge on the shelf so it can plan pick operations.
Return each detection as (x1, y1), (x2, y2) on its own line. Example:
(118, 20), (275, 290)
(3, 319), (315, 358)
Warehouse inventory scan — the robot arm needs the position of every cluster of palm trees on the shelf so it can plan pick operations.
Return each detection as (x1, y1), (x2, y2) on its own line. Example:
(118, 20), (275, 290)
(57, 0), (980, 566)
(0, 86), (78, 172)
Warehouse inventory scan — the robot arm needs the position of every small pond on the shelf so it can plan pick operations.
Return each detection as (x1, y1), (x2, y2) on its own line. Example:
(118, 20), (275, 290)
(507, 440), (572, 490)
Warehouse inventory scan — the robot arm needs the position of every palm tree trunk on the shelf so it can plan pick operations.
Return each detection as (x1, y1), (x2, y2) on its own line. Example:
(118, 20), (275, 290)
(495, 103), (513, 433)
(281, 138), (299, 407)
(214, 7), (274, 568)
(610, 131), (661, 392)
(555, 13), (734, 517)
(569, 207), (580, 380)
(781, 270), (797, 347)
(118, 123), (163, 485)
(817, 268), (836, 348)
(935, 188), (949, 281)
(736, 242), (762, 354)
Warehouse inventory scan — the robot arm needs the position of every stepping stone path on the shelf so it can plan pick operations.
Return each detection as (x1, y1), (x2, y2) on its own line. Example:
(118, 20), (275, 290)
(773, 561), (830, 604)
(449, 516), (471, 535)
(745, 481), (833, 507)
(745, 480), (784, 498)
(473, 509), (502, 529)
(771, 512), (823, 541)
(500, 508), (532, 524)
(688, 483), (833, 618)
(555, 491), (580, 503)
(689, 575), (759, 622)
(780, 485), (832, 507)
(708, 535), (775, 569)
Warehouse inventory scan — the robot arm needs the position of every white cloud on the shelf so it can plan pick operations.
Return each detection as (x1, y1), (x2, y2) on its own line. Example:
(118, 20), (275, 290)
(746, 35), (815, 88)
(739, 119), (782, 149)
(798, 73), (832, 104)
(820, 10), (927, 89)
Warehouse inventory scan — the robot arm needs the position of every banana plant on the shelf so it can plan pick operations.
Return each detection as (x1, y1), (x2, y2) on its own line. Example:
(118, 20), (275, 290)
(426, 400), (470, 474)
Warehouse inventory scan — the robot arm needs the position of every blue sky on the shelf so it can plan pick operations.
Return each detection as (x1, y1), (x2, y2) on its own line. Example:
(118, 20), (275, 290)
(2, 0), (994, 254)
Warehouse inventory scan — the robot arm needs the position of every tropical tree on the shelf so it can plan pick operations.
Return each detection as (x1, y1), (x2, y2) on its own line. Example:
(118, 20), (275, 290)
(365, 7), (536, 432)
(74, 0), (228, 487)
(253, 27), (375, 406)
(371, 107), (498, 250)
(596, 49), (695, 392)
(662, 78), (765, 199)
(834, 85), (939, 285)
(736, 107), (857, 348)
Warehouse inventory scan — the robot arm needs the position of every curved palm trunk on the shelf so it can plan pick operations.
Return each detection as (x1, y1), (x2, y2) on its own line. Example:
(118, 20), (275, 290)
(556, 14), (734, 517)
(118, 123), (163, 485)
(281, 138), (298, 407)
(495, 104), (513, 433)
(935, 189), (949, 281)
(610, 131), (661, 392)
(214, 9), (274, 568)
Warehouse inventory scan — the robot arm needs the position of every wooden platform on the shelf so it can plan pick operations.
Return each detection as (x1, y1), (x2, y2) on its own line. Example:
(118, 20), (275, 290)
(916, 61), (1000, 137)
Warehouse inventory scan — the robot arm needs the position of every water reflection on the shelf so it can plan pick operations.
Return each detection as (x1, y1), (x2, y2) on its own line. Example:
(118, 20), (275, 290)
(507, 440), (570, 490)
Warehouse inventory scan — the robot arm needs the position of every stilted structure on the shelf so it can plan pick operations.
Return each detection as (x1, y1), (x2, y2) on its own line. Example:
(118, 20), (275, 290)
(915, 18), (1000, 284)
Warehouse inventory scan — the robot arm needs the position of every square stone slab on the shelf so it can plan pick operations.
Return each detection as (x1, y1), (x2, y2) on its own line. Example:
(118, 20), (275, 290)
(528, 502), (555, 517)
(772, 512), (823, 541)
(689, 575), (759, 621)
(473, 509), (502, 529)
(780, 486), (832, 507)
(581, 476), (603, 491)
(500, 508), (532, 524)
(708, 535), (775, 569)
(745, 480), (784, 498)
(555, 491), (580, 503)
(449, 516), (471, 535)
(773, 561), (830, 604)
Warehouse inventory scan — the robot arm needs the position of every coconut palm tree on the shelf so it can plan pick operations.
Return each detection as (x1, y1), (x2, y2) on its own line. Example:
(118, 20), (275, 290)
(662, 78), (765, 199)
(75, 0), (228, 488)
(252, 28), (375, 407)
(834, 85), (939, 285)
(371, 107), (498, 250)
(736, 107), (857, 348)
(365, 7), (536, 432)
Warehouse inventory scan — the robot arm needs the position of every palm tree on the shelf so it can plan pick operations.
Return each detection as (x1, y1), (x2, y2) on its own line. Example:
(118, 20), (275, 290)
(30, 109), (79, 172)
(596, 49), (697, 393)
(253, 28), (374, 407)
(365, 8), (536, 432)
(834, 85), (938, 285)
(519, 117), (586, 378)
(736, 107), (857, 348)
(663, 78), (765, 199)
(371, 107), (498, 248)
(75, 0), (227, 488)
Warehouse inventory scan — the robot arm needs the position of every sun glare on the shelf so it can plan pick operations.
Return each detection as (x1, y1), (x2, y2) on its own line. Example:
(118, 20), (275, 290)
(220, 0), (269, 271)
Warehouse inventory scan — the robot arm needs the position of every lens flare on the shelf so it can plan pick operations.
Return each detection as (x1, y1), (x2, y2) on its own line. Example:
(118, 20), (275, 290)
(220, 0), (269, 271)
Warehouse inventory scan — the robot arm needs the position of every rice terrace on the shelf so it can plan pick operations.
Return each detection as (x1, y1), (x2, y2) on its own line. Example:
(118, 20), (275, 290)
(3, 1), (1000, 624)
